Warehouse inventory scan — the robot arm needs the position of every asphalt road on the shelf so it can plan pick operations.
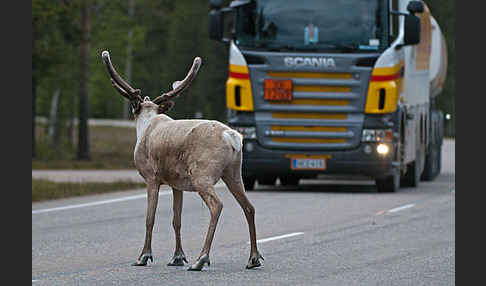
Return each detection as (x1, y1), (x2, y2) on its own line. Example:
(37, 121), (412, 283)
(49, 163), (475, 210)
(32, 140), (455, 285)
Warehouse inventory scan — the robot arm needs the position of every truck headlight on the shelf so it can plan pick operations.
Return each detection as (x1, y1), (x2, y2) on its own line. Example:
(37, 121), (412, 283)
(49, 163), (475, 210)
(376, 143), (390, 155)
(234, 126), (256, 139)
(361, 129), (392, 142)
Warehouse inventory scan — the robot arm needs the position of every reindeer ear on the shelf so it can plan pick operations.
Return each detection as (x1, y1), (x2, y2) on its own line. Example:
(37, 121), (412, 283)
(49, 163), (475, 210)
(158, 101), (175, 114)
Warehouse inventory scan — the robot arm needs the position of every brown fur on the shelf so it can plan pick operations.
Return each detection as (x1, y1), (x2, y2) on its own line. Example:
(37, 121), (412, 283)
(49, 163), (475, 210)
(135, 113), (236, 191)
(102, 51), (263, 271)
(131, 101), (263, 271)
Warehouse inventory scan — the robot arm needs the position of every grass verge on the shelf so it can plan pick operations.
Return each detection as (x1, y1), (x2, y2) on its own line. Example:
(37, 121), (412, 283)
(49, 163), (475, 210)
(32, 179), (146, 202)
(32, 124), (136, 169)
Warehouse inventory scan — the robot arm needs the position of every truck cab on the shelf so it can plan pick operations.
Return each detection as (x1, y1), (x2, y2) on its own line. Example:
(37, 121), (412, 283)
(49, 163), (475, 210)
(209, 0), (447, 192)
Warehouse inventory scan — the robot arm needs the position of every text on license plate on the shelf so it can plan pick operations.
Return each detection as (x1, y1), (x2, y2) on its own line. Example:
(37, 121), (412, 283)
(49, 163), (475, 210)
(291, 158), (326, 170)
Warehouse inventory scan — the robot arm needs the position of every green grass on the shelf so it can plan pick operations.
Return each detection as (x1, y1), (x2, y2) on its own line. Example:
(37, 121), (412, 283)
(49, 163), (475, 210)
(32, 179), (146, 202)
(32, 124), (137, 169)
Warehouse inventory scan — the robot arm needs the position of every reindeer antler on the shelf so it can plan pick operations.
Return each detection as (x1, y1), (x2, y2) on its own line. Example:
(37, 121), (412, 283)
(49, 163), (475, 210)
(102, 51), (143, 102)
(152, 57), (202, 104)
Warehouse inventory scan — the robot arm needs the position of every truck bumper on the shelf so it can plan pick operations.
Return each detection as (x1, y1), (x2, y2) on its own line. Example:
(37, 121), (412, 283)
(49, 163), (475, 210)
(241, 139), (397, 179)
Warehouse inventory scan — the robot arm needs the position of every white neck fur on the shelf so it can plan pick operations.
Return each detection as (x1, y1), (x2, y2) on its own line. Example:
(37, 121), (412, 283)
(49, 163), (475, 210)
(134, 109), (157, 153)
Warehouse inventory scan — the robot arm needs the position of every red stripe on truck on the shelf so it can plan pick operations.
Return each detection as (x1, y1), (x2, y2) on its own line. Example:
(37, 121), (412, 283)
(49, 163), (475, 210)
(229, 71), (249, 79)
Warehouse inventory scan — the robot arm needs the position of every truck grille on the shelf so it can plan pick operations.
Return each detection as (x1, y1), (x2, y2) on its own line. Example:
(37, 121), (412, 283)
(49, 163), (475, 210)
(271, 112), (348, 120)
(268, 126), (349, 144)
(246, 53), (373, 151)
(267, 71), (352, 79)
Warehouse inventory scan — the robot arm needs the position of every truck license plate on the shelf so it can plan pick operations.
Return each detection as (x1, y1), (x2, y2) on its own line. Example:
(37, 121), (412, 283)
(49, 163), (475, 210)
(291, 158), (326, 170)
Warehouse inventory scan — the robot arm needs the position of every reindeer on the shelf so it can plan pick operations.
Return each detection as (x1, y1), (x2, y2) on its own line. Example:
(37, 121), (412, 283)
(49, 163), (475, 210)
(101, 51), (263, 271)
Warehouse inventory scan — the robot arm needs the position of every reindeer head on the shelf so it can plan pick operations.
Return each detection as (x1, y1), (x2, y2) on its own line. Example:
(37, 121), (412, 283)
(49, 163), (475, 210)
(101, 50), (201, 118)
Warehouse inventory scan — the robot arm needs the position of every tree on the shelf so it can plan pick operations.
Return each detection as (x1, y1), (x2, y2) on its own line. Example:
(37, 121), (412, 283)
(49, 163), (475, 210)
(32, 0), (68, 157)
(32, 55), (37, 158)
(122, 0), (136, 119)
(33, 0), (80, 156)
(77, 0), (91, 160)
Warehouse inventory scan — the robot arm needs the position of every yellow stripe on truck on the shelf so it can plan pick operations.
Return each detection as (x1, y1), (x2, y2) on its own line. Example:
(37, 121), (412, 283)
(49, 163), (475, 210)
(293, 86), (351, 93)
(272, 138), (346, 144)
(365, 62), (404, 114)
(268, 71), (352, 79)
(272, 112), (347, 120)
(226, 64), (254, 111)
(271, 99), (350, 106)
(271, 126), (347, 132)
(229, 64), (249, 74)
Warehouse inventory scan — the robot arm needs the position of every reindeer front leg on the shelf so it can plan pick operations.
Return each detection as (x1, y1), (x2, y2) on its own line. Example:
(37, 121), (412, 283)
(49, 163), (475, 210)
(132, 182), (160, 266)
(167, 188), (188, 266)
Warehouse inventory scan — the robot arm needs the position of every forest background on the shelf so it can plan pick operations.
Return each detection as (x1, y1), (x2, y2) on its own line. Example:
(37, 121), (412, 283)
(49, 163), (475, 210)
(32, 0), (455, 163)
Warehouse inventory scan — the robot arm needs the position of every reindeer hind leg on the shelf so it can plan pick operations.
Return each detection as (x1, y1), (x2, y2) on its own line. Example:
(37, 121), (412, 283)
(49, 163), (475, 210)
(222, 169), (264, 269)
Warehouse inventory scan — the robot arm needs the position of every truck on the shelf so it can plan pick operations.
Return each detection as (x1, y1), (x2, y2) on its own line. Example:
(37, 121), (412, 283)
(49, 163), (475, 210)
(208, 0), (447, 192)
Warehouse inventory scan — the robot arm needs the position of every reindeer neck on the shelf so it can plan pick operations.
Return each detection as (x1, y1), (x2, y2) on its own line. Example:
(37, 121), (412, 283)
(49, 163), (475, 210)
(134, 111), (174, 150)
(135, 110), (158, 143)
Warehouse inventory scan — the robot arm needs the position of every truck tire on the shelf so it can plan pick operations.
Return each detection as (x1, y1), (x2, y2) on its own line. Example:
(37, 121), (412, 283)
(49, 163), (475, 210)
(437, 145), (442, 175)
(280, 176), (299, 186)
(401, 159), (421, 187)
(421, 144), (441, 181)
(242, 176), (256, 191)
(257, 176), (277, 186)
(375, 169), (400, 192)
(422, 109), (444, 181)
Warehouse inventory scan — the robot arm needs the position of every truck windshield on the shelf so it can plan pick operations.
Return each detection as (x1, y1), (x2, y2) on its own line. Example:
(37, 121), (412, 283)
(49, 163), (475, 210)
(234, 0), (388, 52)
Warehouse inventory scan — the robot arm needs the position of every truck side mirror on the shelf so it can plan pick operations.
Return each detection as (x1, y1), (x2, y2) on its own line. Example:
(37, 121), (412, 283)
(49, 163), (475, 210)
(403, 14), (421, 46)
(407, 1), (425, 14)
(209, 6), (234, 42)
(209, 0), (223, 9)
(209, 9), (224, 41)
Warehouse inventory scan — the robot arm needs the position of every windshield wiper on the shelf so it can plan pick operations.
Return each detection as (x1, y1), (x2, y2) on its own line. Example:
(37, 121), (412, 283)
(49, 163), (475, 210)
(335, 43), (359, 52)
(251, 41), (295, 52)
(315, 43), (360, 52)
(244, 42), (361, 53)
(288, 43), (359, 53)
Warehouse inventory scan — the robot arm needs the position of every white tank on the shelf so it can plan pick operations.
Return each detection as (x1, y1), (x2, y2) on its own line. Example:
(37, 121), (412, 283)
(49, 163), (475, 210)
(429, 16), (448, 98)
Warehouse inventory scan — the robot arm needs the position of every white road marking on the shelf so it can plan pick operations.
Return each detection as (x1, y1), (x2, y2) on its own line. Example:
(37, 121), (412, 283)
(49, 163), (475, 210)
(32, 191), (171, 214)
(375, 210), (386, 215)
(387, 203), (415, 213)
(252, 232), (304, 244)
(32, 181), (227, 215)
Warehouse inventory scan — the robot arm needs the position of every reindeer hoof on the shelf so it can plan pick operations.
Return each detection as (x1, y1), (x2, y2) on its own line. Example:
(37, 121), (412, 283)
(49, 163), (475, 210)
(246, 251), (264, 269)
(167, 253), (188, 266)
(131, 253), (153, 266)
(187, 254), (210, 271)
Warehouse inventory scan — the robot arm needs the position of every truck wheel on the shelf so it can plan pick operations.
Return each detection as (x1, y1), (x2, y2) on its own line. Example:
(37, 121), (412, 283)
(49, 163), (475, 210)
(242, 177), (256, 191)
(436, 145), (442, 175)
(257, 176), (277, 186)
(375, 169), (400, 193)
(280, 176), (299, 186)
(401, 160), (421, 187)
(421, 144), (440, 181)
